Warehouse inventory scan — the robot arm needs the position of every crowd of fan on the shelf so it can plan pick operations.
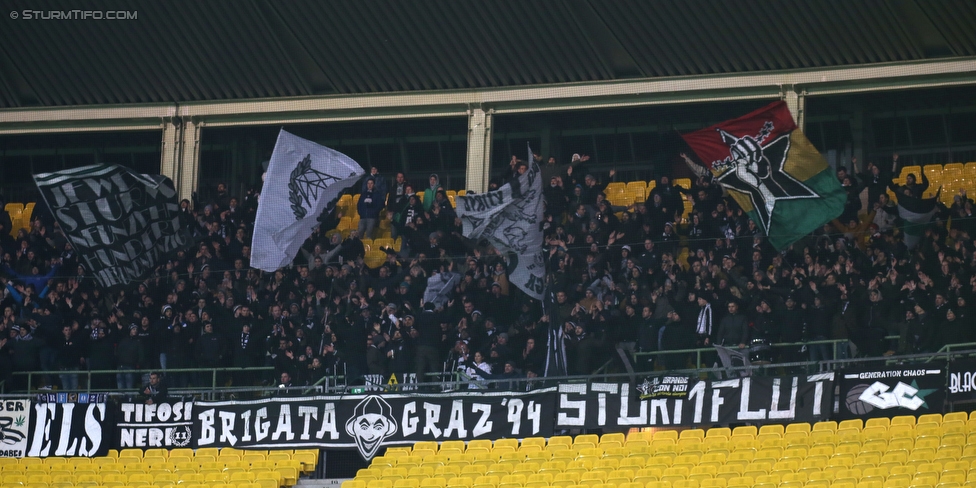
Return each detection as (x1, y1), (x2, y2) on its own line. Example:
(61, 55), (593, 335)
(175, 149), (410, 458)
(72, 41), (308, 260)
(1, 152), (975, 394)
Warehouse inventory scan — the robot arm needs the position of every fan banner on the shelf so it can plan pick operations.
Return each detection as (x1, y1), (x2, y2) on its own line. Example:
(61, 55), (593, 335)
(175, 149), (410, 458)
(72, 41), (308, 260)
(838, 366), (946, 420)
(115, 401), (194, 449)
(33, 165), (192, 288)
(0, 399), (30, 458)
(193, 389), (556, 460)
(555, 374), (834, 429)
(455, 143), (545, 299)
(252, 129), (365, 271)
(26, 402), (109, 457)
(680, 101), (846, 250)
(948, 359), (976, 401)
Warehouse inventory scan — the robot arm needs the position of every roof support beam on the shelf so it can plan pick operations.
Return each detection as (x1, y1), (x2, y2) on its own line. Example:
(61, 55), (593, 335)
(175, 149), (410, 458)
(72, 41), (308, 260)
(1, 58), (973, 133)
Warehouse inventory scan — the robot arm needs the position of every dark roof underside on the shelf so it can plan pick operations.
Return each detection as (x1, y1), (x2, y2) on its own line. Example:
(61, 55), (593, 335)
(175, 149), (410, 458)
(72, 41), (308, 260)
(1, 0), (975, 108)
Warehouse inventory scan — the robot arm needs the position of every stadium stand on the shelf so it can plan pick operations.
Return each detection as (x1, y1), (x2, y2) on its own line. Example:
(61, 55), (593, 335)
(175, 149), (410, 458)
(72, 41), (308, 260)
(0, 447), (316, 488)
(341, 414), (976, 488)
(3, 159), (976, 394)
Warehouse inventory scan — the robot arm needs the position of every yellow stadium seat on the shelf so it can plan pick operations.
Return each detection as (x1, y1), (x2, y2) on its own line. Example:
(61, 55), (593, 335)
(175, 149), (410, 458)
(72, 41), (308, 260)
(813, 421), (838, 433)
(600, 432), (626, 445)
(676, 430), (703, 441)
(863, 418), (889, 429)
(102, 473), (128, 484)
(625, 181), (646, 193)
(16, 202), (33, 232)
(732, 426), (757, 438)
(447, 479), (474, 488)
(705, 427), (732, 439)
(654, 431), (679, 442)
(918, 413), (943, 426)
(785, 423), (811, 434)
(495, 439), (520, 451)
(413, 441), (439, 452)
(468, 439), (494, 451)
(394, 479), (421, 488)
(575, 434), (600, 447)
(758, 425), (784, 436)
(421, 479), (447, 488)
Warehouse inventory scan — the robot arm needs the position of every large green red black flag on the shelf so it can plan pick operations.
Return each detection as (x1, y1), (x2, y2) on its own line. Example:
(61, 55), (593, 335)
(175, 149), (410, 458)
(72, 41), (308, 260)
(681, 101), (846, 249)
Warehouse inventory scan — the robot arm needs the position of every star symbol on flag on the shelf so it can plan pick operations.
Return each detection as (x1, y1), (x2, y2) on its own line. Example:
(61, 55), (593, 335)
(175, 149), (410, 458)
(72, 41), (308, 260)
(712, 127), (820, 234)
(908, 379), (937, 409)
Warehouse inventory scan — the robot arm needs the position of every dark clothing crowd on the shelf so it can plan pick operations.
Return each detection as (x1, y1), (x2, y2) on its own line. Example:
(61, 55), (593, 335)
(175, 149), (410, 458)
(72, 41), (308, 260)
(1, 153), (975, 394)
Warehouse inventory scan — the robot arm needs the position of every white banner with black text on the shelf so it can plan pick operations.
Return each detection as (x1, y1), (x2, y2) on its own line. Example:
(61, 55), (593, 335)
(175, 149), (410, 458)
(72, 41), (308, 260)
(555, 374), (834, 429)
(193, 390), (555, 460)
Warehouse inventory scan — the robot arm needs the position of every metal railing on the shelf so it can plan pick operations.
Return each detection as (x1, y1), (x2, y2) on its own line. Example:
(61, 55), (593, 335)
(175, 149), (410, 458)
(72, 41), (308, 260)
(8, 341), (976, 399)
(928, 342), (976, 362)
(633, 338), (852, 370)
(3, 366), (274, 396)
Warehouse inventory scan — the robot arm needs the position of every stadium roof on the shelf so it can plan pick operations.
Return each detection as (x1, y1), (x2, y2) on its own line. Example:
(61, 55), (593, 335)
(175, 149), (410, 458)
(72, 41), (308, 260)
(1, 0), (975, 108)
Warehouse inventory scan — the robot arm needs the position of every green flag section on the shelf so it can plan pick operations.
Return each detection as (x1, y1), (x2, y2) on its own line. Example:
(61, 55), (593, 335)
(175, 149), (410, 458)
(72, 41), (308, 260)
(898, 190), (941, 250)
(681, 101), (846, 250)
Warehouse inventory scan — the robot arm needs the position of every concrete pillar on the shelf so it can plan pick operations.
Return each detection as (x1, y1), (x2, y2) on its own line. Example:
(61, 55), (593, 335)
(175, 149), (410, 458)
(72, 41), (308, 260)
(783, 89), (805, 131)
(850, 106), (866, 171)
(160, 119), (180, 184)
(178, 119), (201, 203)
(465, 108), (493, 193)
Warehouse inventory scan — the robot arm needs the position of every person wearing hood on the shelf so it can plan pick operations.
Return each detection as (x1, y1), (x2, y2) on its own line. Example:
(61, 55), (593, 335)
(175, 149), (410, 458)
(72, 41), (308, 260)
(423, 174), (442, 212)
(647, 176), (685, 219)
(387, 174), (412, 239)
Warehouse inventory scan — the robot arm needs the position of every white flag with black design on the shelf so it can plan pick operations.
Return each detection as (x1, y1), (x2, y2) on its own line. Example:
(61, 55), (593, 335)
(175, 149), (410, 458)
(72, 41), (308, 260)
(456, 143), (545, 299)
(423, 271), (461, 309)
(252, 129), (365, 271)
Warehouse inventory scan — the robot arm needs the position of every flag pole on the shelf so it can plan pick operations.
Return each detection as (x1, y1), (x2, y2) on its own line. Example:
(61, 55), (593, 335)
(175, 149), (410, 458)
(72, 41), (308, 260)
(530, 142), (566, 379)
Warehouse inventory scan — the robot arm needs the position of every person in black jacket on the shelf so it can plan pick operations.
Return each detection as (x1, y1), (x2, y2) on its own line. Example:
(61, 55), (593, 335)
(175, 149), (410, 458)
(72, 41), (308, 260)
(55, 324), (85, 391)
(139, 371), (168, 405)
(413, 303), (442, 386)
(233, 323), (262, 386)
(87, 326), (116, 390)
(357, 178), (385, 239)
(194, 322), (224, 370)
(116, 325), (144, 390)
(716, 301), (749, 348)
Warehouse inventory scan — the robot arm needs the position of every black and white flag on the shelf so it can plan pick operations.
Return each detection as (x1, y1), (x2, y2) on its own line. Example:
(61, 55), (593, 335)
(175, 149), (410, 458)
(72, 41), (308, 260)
(252, 129), (365, 271)
(423, 271), (461, 309)
(33, 165), (192, 288)
(456, 144), (545, 299)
